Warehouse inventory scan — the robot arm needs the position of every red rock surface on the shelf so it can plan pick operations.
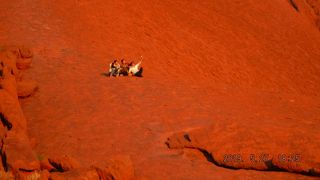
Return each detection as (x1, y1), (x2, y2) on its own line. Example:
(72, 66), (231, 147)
(49, 168), (100, 180)
(1, 0), (320, 179)
(94, 155), (134, 180)
(295, 0), (320, 30)
(39, 158), (55, 171)
(48, 155), (80, 172)
(166, 115), (320, 174)
(0, 47), (40, 178)
(17, 79), (38, 98)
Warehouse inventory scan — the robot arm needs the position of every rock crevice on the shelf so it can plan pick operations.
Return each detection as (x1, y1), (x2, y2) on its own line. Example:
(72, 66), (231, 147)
(166, 122), (320, 177)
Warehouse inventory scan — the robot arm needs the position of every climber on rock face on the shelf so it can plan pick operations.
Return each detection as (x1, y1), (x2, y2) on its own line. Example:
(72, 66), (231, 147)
(128, 60), (143, 77)
(109, 60), (120, 77)
(120, 59), (127, 67)
(117, 59), (129, 76)
(105, 57), (143, 77)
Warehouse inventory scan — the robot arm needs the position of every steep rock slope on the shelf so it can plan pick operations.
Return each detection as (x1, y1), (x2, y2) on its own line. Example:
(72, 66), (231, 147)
(0, 0), (320, 179)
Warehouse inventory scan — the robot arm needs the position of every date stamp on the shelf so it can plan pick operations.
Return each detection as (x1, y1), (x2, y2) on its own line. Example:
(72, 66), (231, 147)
(249, 153), (270, 163)
(277, 153), (301, 163)
(223, 153), (301, 163)
(223, 154), (244, 163)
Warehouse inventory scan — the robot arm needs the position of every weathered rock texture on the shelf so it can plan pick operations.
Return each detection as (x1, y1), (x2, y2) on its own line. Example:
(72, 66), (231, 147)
(1, 0), (320, 179)
(166, 120), (320, 176)
(0, 47), (134, 179)
(0, 46), (40, 177)
(291, 0), (320, 30)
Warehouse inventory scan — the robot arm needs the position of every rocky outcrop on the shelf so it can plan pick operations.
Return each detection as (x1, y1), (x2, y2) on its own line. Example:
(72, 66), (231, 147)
(166, 121), (320, 177)
(49, 168), (100, 180)
(47, 155), (134, 180)
(0, 46), (40, 177)
(93, 155), (134, 180)
(0, 46), (135, 179)
(17, 80), (38, 98)
(48, 155), (80, 172)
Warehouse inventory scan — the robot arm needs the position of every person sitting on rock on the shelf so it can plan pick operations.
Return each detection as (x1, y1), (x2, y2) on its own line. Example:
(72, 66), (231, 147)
(109, 60), (120, 77)
(120, 59), (128, 67)
(127, 61), (134, 67)
(117, 59), (130, 76)
(128, 60), (143, 77)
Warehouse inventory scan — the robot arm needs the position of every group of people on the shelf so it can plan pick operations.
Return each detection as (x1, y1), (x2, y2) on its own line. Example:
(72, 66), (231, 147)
(106, 58), (143, 77)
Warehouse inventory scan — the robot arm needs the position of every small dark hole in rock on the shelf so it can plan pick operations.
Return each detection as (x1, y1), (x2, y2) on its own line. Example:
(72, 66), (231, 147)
(165, 141), (170, 148)
(183, 134), (191, 142)
(48, 160), (65, 172)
